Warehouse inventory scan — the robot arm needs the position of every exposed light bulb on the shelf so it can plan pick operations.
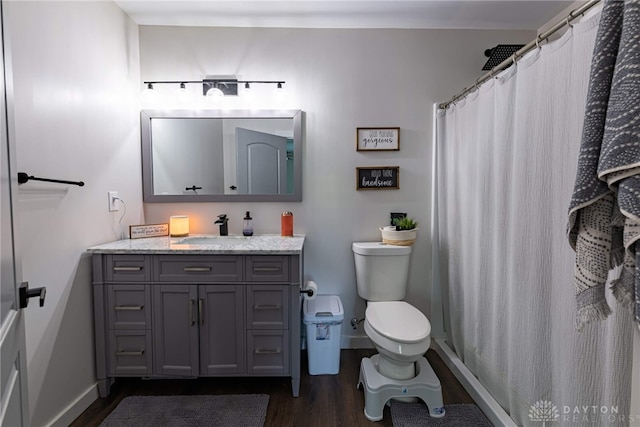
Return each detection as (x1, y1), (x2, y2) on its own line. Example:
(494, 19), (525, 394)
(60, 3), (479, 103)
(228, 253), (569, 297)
(177, 82), (189, 106)
(206, 87), (224, 97)
(241, 82), (252, 99)
(141, 82), (159, 107)
(274, 82), (285, 101)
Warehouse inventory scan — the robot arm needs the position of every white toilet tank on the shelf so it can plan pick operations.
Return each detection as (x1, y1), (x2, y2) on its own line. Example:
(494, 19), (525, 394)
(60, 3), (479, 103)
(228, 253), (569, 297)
(352, 242), (412, 301)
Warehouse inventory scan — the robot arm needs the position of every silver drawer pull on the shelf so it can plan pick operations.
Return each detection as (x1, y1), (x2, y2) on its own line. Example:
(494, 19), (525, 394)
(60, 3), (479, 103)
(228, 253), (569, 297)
(113, 266), (143, 272)
(183, 267), (212, 272)
(114, 305), (144, 311)
(254, 348), (281, 355)
(116, 350), (145, 356)
(253, 267), (280, 272)
(254, 304), (281, 311)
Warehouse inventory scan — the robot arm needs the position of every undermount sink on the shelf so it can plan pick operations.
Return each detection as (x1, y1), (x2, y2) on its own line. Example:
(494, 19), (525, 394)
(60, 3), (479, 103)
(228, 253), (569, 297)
(175, 236), (250, 246)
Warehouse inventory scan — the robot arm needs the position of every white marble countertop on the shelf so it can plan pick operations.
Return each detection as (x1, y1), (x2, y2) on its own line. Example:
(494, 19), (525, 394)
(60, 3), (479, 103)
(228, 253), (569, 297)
(87, 234), (305, 255)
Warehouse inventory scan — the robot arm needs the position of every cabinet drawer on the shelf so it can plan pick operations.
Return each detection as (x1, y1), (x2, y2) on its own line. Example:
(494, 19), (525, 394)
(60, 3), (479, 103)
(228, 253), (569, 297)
(154, 255), (242, 282)
(247, 286), (289, 329)
(106, 255), (151, 282)
(246, 256), (289, 282)
(247, 330), (289, 375)
(108, 330), (152, 376)
(107, 285), (151, 330)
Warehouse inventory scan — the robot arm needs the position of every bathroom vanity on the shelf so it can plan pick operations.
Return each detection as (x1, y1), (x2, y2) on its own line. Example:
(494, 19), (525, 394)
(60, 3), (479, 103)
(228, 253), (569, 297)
(87, 235), (304, 397)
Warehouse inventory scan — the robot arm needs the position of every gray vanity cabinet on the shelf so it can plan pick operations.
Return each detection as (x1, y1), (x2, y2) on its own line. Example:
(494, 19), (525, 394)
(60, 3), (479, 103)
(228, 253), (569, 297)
(153, 284), (245, 376)
(91, 250), (302, 398)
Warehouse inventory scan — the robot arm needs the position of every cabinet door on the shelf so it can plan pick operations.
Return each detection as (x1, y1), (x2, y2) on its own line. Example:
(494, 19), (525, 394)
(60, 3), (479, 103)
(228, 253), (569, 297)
(153, 284), (199, 376)
(199, 285), (245, 375)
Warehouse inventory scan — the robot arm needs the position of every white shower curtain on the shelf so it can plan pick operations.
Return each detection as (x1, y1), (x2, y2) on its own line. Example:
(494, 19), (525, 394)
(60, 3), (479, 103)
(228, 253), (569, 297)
(436, 10), (634, 427)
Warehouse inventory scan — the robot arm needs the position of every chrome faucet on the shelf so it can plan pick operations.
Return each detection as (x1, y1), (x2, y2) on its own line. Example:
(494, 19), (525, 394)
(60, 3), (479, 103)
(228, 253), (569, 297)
(214, 214), (229, 236)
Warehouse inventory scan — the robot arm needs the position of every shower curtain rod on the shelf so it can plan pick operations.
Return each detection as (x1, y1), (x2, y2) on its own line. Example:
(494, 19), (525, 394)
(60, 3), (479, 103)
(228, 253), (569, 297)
(438, 0), (602, 110)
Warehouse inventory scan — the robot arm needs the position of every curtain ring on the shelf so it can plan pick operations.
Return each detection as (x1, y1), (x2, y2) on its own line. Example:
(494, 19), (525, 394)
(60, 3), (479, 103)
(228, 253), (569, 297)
(566, 17), (574, 28)
(535, 35), (542, 50)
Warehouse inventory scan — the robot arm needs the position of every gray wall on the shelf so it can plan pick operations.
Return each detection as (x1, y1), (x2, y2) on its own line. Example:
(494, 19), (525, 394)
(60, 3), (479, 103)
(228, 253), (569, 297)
(139, 25), (535, 347)
(5, 1), (142, 425)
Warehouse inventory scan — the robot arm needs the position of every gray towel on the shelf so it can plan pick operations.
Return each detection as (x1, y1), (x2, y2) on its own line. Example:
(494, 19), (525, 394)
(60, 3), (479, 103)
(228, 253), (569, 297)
(568, 0), (640, 330)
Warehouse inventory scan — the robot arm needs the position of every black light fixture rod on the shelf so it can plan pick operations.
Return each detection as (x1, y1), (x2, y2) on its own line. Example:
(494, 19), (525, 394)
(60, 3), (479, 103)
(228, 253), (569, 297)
(237, 80), (286, 84)
(144, 80), (202, 85)
(143, 80), (285, 85)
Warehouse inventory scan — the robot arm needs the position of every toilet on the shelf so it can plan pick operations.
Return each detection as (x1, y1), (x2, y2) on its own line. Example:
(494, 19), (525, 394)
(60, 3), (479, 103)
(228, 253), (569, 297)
(353, 242), (445, 421)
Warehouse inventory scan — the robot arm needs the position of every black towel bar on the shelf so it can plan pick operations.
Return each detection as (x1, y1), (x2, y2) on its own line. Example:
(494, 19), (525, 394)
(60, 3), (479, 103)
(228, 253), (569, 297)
(17, 172), (84, 187)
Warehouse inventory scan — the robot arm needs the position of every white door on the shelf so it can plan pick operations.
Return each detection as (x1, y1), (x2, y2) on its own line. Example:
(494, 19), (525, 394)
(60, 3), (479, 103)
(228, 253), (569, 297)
(0, 3), (29, 425)
(236, 128), (288, 194)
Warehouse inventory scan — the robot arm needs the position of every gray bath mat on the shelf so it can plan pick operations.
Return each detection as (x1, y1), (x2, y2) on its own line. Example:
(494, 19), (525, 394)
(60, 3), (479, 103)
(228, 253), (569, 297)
(391, 403), (493, 426)
(100, 394), (269, 427)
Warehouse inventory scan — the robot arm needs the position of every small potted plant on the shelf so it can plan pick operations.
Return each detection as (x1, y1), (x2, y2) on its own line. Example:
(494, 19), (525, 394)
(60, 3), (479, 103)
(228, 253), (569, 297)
(380, 217), (419, 246)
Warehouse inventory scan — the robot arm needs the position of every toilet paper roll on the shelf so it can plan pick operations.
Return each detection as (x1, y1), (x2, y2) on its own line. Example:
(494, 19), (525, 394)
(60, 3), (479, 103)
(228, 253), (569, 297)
(303, 281), (318, 300)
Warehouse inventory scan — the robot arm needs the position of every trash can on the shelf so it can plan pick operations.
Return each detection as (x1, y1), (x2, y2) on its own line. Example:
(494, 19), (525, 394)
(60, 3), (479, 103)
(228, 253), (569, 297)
(303, 295), (344, 375)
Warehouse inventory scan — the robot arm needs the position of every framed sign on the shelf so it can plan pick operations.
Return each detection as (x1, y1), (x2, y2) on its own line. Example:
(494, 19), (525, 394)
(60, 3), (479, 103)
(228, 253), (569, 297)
(356, 127), (400, 151)
(356, 166), (399, 190)
(129, 223), (169, 239)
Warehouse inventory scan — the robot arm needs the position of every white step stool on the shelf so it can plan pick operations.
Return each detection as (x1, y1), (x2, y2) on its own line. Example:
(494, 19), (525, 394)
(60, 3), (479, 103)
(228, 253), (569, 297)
(357, 354), (446, 421)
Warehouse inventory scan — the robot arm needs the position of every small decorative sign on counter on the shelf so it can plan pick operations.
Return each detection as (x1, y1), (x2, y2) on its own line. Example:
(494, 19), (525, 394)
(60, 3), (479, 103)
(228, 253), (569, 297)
(356, 166), (399, 190)
(129, 223), (169, 239)
(356, 127), (400, 151)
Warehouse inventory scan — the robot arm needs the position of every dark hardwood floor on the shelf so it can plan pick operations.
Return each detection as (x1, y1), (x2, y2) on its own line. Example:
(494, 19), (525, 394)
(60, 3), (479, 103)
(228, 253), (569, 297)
(70, 349), (475, 427)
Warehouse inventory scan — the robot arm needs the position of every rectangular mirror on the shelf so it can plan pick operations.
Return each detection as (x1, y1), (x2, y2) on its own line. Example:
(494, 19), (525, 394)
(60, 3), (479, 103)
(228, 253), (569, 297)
(141, 109), (302, 202)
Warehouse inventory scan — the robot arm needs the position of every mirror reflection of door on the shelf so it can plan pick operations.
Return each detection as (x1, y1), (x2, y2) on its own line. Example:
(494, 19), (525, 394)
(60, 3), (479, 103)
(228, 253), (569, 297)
(236, 128), (288, 194)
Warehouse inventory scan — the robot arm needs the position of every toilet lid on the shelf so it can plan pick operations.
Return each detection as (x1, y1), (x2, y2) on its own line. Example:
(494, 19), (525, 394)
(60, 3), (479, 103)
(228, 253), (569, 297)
(366, 301), (430, 343)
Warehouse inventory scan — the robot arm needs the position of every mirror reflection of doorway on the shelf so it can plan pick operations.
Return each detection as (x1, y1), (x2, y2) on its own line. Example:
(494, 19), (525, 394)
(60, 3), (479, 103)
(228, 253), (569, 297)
(236, 128), (288, 194)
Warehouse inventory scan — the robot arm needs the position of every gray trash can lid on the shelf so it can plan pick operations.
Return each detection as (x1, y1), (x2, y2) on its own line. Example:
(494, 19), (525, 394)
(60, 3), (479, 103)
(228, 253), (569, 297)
(303, 295), (344, 323)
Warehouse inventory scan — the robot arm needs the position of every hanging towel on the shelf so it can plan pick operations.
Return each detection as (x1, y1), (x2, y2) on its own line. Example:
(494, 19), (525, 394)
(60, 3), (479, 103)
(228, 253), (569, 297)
(568, 0), (640, 331)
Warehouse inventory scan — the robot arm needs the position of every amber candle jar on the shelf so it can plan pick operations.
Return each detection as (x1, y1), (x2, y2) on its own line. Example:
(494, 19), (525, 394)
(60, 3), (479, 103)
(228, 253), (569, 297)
(281, 211), (293, 237)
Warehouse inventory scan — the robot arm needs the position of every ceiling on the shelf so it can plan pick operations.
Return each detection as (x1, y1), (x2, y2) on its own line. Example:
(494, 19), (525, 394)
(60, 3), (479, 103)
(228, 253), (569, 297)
(114, 1), (579, 30)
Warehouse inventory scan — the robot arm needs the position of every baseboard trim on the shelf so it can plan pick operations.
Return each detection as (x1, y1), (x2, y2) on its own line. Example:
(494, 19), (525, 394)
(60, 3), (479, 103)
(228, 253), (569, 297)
(341, 334), (372, 349)
(48, 383), (98, 427)
(432, 338), (517, 427)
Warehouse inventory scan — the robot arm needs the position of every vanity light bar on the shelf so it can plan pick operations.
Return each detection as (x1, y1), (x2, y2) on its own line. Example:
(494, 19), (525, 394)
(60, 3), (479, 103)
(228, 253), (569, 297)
(143, 79), (286, 97)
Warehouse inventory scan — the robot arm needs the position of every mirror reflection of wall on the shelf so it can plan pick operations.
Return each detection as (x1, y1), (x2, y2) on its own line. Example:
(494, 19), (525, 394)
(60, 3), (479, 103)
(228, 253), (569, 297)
(152, 118), (224, 195)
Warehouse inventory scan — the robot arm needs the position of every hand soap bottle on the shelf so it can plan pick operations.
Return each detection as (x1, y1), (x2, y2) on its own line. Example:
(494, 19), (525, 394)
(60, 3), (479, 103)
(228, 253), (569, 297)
(243, 211), (253, 236)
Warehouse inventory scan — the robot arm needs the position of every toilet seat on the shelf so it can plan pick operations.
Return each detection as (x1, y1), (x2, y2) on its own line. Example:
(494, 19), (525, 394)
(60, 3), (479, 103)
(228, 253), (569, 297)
(366, 301), (430, 343)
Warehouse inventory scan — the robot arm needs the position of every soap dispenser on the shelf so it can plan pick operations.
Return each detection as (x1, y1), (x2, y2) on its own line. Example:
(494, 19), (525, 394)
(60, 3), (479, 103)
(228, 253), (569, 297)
(243, 211), (253, 236)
